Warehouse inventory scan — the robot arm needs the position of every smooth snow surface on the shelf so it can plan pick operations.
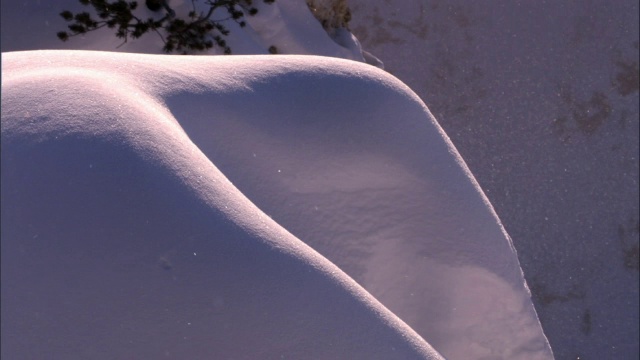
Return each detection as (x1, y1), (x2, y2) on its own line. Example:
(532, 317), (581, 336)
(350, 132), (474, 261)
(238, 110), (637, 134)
(1, 50), (439, 360)
(2, 50), (552, 359)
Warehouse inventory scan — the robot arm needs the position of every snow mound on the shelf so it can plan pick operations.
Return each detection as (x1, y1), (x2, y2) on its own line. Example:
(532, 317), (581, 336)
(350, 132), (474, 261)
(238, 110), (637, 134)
(2, 50), (552, 359)
(1, 50), (439, 359)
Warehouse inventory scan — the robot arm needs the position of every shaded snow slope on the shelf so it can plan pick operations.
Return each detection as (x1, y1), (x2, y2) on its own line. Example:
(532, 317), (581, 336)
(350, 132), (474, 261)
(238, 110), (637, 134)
(2, 50), (552, 359)
(1, 50), (441, 360)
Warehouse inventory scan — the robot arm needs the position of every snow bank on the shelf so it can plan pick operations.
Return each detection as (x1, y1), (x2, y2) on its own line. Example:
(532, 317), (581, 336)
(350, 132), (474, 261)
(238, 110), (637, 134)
(2, 50), (552, 359)
(1, 50), (441, 359)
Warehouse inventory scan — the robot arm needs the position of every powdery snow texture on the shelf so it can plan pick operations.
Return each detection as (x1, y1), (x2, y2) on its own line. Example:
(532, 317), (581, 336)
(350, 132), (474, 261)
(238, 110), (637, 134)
(2, 50), (551, 359)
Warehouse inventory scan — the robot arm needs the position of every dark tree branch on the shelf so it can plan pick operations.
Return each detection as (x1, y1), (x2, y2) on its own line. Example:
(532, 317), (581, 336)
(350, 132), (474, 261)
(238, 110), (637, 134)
(57, 0), (275, 54)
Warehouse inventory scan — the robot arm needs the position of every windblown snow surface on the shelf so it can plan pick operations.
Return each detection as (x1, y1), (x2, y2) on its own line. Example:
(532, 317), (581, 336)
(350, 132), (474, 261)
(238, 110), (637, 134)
(1, 50), (551, 359)
(1, 0), (554, 359)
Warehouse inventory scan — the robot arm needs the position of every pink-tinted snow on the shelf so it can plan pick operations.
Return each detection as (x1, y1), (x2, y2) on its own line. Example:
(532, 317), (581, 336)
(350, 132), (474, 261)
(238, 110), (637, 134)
(2, 50), (552, 359)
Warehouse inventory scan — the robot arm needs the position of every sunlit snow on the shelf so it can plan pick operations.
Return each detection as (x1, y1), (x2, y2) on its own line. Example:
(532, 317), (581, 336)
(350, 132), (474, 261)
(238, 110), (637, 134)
(1, 0), (557, 359)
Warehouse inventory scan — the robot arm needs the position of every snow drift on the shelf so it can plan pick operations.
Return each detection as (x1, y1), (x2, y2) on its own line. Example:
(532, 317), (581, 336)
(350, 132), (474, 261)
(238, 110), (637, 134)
(1, 50), (440, 359)
(1, 50), (552, 359)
